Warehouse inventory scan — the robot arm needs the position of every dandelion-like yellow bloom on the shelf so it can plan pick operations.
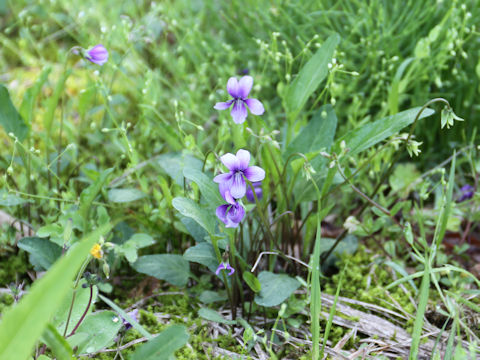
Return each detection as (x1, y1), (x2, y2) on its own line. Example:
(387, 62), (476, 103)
(90, 243), (103, 259)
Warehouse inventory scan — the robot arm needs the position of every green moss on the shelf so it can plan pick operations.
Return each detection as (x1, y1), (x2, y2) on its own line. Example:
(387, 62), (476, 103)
(0, 251), (30, 285)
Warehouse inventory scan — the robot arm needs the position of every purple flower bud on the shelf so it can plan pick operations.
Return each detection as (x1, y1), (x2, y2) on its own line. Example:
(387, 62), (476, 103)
(215, 262), (235, 276)
(85, 44), (109, 66)
(458, 184), (475, 202)
(246, 182), (263, 203)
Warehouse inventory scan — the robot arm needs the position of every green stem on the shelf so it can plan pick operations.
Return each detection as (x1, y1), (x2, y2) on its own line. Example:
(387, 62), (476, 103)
(63, 257), (90, 337)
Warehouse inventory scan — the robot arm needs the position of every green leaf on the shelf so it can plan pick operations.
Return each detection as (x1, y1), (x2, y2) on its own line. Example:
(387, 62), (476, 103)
(78, 168), (113, 227)
(198, 308), (235, 325)
(51, 280), (98, 335)
(284, 105), (337, 162)
(108, 188), (146, 203)
(17, 237), (62, 271)
(335, 107), (435, 156)
(389, 163), (421, 198)
(67, 311), (122, 354)
(180, 217), (208, 242)
(183, 242), (217, 270)
(41, 324), (73, 360)
(0, 223), (112, 360)
(243, 271), (261, 293)
(172, 197), (215, 234)
(129, 324), (189, 360)
(0, 84), (28, 141)
(285, 34), (340, 116)
(98, 294), (152, 339)
(198, 290), (228, 304)
(116, 233), (155, 263)
(183, 168), (223, 206)
(133, 254), (190, 287)
(157, 153), (203, 186)
(254, 271), (301, 307)
(0, 189), (28, 206)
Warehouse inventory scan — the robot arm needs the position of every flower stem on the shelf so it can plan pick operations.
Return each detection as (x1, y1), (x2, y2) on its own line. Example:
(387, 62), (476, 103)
(66, 284), (93, 338)
(63, 257), (90, 336)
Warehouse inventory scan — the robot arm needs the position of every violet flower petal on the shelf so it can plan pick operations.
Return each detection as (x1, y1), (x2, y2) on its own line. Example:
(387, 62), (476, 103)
(213, 172), (232, 184)
(237, 76), (253, 99)
(244, 166), (265, 182)
(219, 153), (237, 171)
(246, 182), (263, 203)
(245, 98), (265, 115)
(227, 77), (239, 98)
(214, 101), (233, 110)
(226, 263), (235, 276)
(230, 173), (247, 199)
(224, 190), (236, 205)
(231, 100), (248, 124)
(216, 204), (230, 225)
(215, 263), (227, 275)
(227, 203), (245, 225)
(236, 149), (250, 170)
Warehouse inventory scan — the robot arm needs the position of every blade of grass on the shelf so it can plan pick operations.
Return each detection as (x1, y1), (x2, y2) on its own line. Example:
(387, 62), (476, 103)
(0, 223), (112, 360)
(320, 261), (348, 358)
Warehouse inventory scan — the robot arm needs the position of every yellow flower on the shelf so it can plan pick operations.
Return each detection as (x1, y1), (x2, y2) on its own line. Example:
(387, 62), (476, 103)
(90, 243), (103, 259)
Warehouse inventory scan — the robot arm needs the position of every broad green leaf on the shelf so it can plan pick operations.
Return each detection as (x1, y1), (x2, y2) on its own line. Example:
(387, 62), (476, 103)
(243, 271), (261, 293)
(183, 242), (217, 270)
(157, 153), (203, 186)
(78, 168), (113, 227)
(172, 197), (215, 234)
(133, 254), (190, 287)
(198, 308), (235, 325)
(98, 294), (152, 339)
(183, 168), (223, 206)
(198, 290), (228, 304)
(67, 311), (122, 354)
(129, 324), (189, 360)
(180, 217), (208, 242)
(335, 107), (435, 155)
(0, 223), (112, 360)
(115, 233), (155, 263)
(107, 188), (146, 203)
(284, 105), (337, 162)
(295, 106), (435, 203)
(285, 34), (340, 116)
(0, 84), (28, 141)
(41, 324), (73, 360)
(51, 280), (98, 335)
(17, 237), (62, 271)
(254, 271), (301, 307)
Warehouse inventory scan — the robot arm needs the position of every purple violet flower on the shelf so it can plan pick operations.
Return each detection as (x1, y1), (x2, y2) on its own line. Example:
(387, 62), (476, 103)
(122, 309), (139, 330)
(458, 184), (475, 202)
(216, 190), (245, 228)
(213, 149), (265, 199)
(246, 182), (263, 203)
(215, 262), (235, 276)
(214, 76), (265, 124)
(85, 44), (109, 66)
